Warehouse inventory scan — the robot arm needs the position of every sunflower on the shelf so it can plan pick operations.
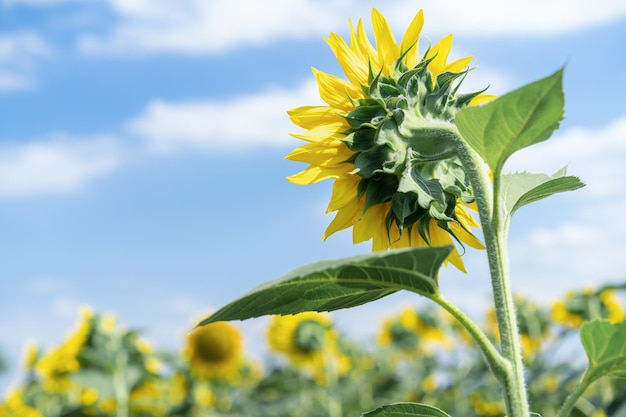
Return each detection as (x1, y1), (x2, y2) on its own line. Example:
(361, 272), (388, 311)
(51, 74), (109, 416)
(35, 306), (93, 391)
(0, 388), (42, 417)
(184, 321), (243, 380)
(486, 296), (551, 357)
(266, 312), (337, 369)
(286, 8), (492, 271)
(551, 288), (625, 328)
(377, 307), (452, 354)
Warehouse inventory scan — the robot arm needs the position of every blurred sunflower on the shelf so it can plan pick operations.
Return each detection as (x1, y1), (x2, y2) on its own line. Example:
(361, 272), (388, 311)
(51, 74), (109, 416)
(468, 391), (505, 417)
(185, 321), (243, 380)
(287, 8), (492, 271)
(266, 312), (339, 374)
(35, 306), (93, 391)
(377, 307), (452, 354)
(551, 288), (625, 328)
(0, 388), (42, 417)
(486, 296), (551, 357)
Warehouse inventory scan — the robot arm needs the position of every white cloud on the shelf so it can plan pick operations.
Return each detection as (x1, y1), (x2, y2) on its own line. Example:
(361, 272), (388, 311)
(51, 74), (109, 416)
(0, 135), (123, 198)
(503, 116), (626, 299)
(385, 0), (626, 38)
(126, 81), (321, 154)
(0, 31), (53, 92)
(76, 0), (626, 56)
(506, 116), (626, 196)
(79, 0), (348, 55)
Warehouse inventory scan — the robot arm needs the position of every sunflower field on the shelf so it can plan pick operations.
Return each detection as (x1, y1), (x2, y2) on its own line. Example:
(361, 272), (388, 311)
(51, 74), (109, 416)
(2, 284), (625, 417)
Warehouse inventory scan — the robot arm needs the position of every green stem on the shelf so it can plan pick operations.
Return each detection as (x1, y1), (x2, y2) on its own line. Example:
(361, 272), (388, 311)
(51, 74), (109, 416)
(113, 350), (130, 417)
(431, 293), (507, 375)
(448, 126), (530, 417)
(556, 375), (593, 417)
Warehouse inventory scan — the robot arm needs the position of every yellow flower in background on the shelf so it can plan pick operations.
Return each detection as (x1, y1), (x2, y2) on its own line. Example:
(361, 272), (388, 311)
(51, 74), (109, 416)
(287, 8), (491, 271)
(266, 312), (337, 369)
(185, 321), (243, 380)
(551, 288), (625, 328)
(486, 296), (551, 358)
(35, 306), (93, 391)
(378, 307), (452, 353)
(0, 389), (42, 417)
(468, 391), (505, 417)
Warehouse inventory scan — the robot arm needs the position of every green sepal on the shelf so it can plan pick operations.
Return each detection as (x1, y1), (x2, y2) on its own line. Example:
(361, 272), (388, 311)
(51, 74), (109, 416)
(197, 246), (451, 326)
(501, 167), (585, 219)
(581, 320), (626, 382)
(455, 67), (565, 174)
(396, 150), (450, 222)
(361, 402), (451, 417)
(363, 174), (400, 212)
(345, 105), (388, 130)
(345, 127), (379, 152)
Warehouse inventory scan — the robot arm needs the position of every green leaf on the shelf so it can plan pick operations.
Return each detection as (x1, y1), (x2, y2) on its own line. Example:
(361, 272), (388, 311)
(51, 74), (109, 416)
(501, 167), (585, 218)
(362, 402), (451, 417)
(581, 320), (626, 383)
(455, 68), (564, 173)
(199, 246), (451, 326)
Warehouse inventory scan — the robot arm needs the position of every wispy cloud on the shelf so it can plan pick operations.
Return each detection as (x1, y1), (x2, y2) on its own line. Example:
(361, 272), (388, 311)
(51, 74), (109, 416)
(0, 31), (52, 92)
(0, 135), (123, 198)
(126, 81), (321, 154)
(75, 0), (626, 56)
(504, 116), (626, 298)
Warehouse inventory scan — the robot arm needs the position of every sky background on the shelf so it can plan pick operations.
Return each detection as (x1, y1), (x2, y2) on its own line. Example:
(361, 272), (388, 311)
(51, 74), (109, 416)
(2, 0), (626, 392)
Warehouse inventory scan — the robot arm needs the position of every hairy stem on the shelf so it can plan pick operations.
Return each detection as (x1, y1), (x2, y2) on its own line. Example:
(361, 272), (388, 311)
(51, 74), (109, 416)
(431, 293), (507, 375)
(447, 126), (530, 417)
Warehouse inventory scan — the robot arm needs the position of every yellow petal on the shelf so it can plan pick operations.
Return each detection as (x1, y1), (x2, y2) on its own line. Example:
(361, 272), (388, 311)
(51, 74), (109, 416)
(350, 18), (378, 68)
(285, 142), (354, 167)
(312, 68), (363, 112)
(400, 10), (424, 69)
(444, 55), (473, 73)
(287, 165), (351, 185)
(326, 174), (360, 212)
(450, 222), (485, 250)
(324, 198), (361, 239)
(426, 34), (453, 78)
(289, 123), (345, 143)
(372, 8), (399, 74)
(288, 106), (345, 130)
(326, 32), (368, 86)
(353, 202), (389, 244)
(470, 94), (497, 106)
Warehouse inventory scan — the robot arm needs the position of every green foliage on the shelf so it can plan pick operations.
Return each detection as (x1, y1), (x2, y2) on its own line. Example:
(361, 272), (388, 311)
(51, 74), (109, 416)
(500, 168), (585, 219)
(3, 285), (625, 417)
(199, 246), (451, 326)
(581, 320), (626, 382)
(362, 402), (451, 417)
(455, 68), (565, 174)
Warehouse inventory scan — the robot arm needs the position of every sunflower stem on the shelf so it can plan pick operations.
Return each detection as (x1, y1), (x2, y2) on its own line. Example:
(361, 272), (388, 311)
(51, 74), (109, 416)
(448, 126), (530, 417)
(431, 293), (507, 376)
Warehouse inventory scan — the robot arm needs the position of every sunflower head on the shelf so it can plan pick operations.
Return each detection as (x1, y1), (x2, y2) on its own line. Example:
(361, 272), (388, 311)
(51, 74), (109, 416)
(377, 307), (452, 354)
(35, 306), (93, 391)
(266, 312), (336, 368)
(551, 288), (625, 328)
(287, 8), (490, 271)
(184, 321), (243, 380)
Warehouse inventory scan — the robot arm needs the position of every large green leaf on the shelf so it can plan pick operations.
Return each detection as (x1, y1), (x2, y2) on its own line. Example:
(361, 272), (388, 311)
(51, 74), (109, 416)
(362, 402), (451, 417)
(455, 68), (564, 173)
(501, 167), (585, 218)
(198, 246), (451, 326)
(581, 320), (626, 382)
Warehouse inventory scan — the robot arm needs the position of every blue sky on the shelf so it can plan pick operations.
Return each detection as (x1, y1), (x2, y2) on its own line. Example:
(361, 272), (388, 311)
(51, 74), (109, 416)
(2, 0), (626, 391)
